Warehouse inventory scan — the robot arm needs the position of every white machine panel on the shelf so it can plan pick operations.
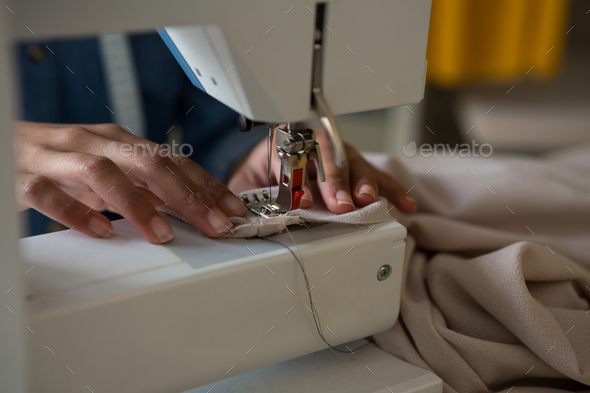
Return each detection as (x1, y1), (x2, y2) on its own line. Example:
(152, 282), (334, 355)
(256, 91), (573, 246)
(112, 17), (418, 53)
(163, 0), (431, 122)
(20, 217), (406, 393)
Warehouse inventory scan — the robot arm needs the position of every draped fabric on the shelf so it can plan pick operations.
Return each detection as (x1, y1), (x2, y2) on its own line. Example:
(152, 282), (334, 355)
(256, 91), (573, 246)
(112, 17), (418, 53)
(366, 147), (590, 392)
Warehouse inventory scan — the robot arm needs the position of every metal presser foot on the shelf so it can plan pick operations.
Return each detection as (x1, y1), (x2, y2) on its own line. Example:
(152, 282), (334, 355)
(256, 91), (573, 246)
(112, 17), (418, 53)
(274, 122), (325, 211)
(239, 122), (327, 218)
(238, 115), (343, 218)
(241, 190), (284, 218)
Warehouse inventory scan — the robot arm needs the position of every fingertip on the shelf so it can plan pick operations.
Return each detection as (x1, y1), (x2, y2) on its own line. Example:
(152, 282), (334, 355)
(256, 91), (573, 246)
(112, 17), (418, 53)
(358, 184), (376, 200)
(205, 208), (233, 237)
(300, 199), (313, 209)
(222, 194), (248, 217)
(336, 190), (354, 206)
(396, 195), (417, 214)
(326, 190), (354, 214)
(353, 184), (377, 207)
(353, 193), (374, 207)
(149, 215), (176, 244)
(300, 187), (313, 209)
(317, 180), (355, 214)
(88, 215), (113, 238)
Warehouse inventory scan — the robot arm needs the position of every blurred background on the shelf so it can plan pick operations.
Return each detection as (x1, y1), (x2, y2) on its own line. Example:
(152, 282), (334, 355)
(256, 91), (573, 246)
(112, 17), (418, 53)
(332, 0), (589, 156)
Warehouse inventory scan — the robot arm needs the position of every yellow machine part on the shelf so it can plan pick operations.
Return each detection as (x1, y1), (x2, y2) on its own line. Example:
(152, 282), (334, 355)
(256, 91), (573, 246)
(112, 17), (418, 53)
(426, 0), (570, 87)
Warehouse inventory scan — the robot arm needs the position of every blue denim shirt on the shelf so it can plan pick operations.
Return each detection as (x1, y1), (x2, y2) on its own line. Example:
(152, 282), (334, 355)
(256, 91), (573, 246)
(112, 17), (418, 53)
(17, 33), (266, 236)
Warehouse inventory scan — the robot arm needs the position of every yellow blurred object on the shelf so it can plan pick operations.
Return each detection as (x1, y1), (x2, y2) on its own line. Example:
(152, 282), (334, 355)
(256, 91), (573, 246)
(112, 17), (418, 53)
(426, 0), (570, 87)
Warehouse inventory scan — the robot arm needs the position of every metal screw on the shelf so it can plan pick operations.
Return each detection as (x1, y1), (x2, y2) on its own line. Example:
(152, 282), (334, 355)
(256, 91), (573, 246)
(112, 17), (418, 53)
(377, 265), (392, 281)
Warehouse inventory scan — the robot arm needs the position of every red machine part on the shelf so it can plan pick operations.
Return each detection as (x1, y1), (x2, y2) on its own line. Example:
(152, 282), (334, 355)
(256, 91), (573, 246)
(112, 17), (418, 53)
(291, 169), (304, 210)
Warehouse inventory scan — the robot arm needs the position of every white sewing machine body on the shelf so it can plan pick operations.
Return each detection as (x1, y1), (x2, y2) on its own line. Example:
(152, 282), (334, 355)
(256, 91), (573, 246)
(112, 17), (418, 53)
(21, 217), (408, 393)
(159, 0), (432, 213)
(158, 1), (431, 123)
(1, 1), (439, 392)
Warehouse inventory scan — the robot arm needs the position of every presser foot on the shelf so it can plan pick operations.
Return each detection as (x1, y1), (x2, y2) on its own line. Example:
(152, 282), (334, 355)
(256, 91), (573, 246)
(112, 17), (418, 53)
(241, 190), (286, 218)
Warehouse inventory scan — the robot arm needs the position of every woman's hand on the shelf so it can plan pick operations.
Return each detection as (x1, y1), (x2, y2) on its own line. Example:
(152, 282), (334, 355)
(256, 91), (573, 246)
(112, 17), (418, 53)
(228, 128), (417, 214)
(15, 121), (248, 243)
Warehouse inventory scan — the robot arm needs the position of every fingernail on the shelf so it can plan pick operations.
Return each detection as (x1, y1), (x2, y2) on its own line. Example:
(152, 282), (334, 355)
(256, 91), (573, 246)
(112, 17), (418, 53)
(224, 195), (248, 216)
(301, 188), (313, 202)
(208, 209), (233, 234)
(150, 215), (175, 243)
(358, 184), (376, 200)
(89, 217), (112, 238)
(335, 190), (354, 207)
(405, 195), (416, 205)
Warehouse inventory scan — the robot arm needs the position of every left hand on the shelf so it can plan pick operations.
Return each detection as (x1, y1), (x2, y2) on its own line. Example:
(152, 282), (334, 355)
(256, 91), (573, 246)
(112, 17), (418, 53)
(228, 128), (417, 214)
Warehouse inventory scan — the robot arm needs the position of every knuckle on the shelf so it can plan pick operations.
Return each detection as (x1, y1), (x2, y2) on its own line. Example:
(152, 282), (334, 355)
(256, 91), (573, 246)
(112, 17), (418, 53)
(101, 123), (127, 138)
(182, 186), (209, 208)
(104, 123), (124, 132)
(327, 175), (347, 187)
(202, 175), (224, 193)
(80, 156), (117, 178)
(56, 198), (79, 216)
(131, 144), (149, 160)
(23, 175), (53, 203)
(157, 146), (172, 159)
(170, 154), (190, 168)
(135, 153), (170, 173)
(57, 126), (88, 146)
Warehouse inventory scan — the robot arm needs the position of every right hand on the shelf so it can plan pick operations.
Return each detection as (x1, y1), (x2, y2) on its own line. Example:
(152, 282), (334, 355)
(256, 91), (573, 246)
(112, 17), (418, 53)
(229, 128), (417, 215)
(15, 122), (248, 243)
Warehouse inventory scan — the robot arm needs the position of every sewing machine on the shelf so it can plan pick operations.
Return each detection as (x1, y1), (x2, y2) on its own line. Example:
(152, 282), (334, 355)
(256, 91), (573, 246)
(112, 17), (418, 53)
(1, 1), (440, 392)
(158, 1), (430, 213)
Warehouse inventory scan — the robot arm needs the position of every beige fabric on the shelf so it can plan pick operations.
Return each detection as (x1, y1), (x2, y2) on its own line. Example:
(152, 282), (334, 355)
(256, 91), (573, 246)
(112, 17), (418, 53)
(158, 187), (393, 238)
(364, 146), (590, 393)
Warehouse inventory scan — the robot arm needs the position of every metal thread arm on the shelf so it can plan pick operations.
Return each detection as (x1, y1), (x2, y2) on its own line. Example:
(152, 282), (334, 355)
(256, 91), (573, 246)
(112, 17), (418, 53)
(310, 3), (347, 169)
(312, 88), (347, 168)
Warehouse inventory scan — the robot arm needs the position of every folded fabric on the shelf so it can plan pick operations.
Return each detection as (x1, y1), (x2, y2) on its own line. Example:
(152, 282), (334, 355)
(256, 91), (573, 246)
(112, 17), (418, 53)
(363, 146), (590, 393)
(157, 185), (394, 238)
